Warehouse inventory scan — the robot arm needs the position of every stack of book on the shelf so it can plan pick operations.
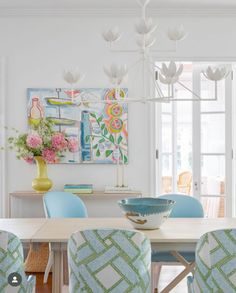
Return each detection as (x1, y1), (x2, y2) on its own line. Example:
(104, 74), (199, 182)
(64, 184), (93, 194)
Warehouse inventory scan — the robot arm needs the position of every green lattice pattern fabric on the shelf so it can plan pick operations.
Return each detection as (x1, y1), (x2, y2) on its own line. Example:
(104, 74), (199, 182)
(68, 229), (151, 292)
(188, 229), (236, 293)
(0, 230), (35, 293)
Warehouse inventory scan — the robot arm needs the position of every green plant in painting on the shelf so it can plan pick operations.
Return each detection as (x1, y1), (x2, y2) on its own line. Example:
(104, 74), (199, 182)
(85, 111), (128, 164)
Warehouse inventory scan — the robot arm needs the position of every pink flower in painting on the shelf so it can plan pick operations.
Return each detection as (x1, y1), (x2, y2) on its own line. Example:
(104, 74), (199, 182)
(23, 156), (35, 164)
(51, 133), (68, 151)
(26, 134), (42, 149)
(42, 148), (56, 163)
(68, 137), (79, 153)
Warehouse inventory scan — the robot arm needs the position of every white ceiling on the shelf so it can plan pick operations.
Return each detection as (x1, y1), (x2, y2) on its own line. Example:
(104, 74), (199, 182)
(0, 0), (235, 9)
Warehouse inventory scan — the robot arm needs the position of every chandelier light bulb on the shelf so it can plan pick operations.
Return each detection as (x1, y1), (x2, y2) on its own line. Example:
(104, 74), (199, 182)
(167, 25), (187, 41)
(203, 66), (229, 81)
(159, 61), (184, 84)
(102, 27), (121, 43)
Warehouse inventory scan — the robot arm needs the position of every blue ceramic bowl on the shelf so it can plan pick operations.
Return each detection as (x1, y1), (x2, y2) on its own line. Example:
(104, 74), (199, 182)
(118, 197), (175, 230)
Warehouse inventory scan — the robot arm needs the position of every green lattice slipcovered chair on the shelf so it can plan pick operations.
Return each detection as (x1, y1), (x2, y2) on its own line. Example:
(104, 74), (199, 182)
(68, 229), (151, 292)
(0, 230), (36, 293)
(188, 229), (236, 293)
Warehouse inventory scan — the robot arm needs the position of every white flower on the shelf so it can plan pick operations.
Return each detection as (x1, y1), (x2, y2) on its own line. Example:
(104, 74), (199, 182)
(136, 34), (156, 49)
(102, 27), (121, 43)
(135, 18), (157, 35)
(167, 25), (187, 41)
(63, 69), (84, 84)
(159, 61), (183, 84)
(104, 63), (128, 85)
(203, 66), (229, 81)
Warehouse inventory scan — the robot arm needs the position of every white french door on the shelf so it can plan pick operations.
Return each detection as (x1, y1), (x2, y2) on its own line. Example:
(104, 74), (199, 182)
(155, 62), (233, 218)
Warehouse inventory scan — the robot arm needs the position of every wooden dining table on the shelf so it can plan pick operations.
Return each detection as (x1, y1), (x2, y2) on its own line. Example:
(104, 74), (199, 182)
(2, 217), (236, 293)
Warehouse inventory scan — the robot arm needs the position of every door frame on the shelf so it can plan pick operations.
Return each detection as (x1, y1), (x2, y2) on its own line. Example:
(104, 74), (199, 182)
(150, 59), (234, 217)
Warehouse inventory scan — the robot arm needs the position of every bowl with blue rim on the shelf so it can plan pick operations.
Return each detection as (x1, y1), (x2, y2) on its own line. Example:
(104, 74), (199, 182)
(118, 197), (175, 230)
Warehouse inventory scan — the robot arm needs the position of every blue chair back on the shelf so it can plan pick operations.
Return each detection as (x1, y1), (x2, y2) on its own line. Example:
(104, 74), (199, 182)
(159, 193), (204, 218)
(43, 191), (88, 218)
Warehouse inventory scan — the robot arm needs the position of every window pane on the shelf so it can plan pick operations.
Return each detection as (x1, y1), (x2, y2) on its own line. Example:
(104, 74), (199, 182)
(162, 154), (172, 193)
(201, 155), (225, 197)
(177, 102), (192, 172)
(162, 114), (172, 153)
(201, 114), (225, 153)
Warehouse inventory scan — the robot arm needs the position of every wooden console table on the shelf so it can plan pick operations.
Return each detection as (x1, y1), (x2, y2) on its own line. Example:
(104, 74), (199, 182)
(9, 190), (142, 218)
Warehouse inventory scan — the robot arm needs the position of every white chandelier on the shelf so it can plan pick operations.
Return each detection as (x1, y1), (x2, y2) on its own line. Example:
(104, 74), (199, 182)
(63, 0), (231, 104)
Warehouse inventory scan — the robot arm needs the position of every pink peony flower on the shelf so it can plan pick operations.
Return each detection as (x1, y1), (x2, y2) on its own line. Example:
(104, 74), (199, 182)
(68, 137), (79, 153)
(23, 156), (35, 164)
(26, 134), (42, 149)
(51, 133), (68, 151)
(42, 148), (56, 163)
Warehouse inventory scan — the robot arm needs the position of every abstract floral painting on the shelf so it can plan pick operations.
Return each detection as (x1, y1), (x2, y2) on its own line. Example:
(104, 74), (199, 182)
(27, 88), (128, 164)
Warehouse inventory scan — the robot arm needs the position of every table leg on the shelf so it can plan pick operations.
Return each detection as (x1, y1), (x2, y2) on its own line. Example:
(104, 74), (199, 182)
(160, 262), (195, 293)
(52, 243), (63, 293)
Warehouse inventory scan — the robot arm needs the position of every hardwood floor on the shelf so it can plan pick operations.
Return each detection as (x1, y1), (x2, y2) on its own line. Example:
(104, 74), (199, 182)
(28, 273), (52, 293)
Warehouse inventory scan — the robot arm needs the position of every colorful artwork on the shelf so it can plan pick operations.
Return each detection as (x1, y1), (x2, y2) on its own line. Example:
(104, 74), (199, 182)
(27, 88), (128, 164)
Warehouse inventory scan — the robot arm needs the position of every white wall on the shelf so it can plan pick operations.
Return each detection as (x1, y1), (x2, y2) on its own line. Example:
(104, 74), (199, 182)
(1, 14), (236, 216)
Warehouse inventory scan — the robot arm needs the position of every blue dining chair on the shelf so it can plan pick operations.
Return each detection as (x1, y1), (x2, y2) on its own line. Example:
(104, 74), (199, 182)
(152, 193), (204, 292)
(43, 191), (88, 283)
(0, 230), (36, 292)
(188, 229), (236, 293)
(68, 229), (151, 292)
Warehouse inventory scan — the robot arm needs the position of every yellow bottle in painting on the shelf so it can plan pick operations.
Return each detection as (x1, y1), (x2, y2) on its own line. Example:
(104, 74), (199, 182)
(32, 156), (53, 193)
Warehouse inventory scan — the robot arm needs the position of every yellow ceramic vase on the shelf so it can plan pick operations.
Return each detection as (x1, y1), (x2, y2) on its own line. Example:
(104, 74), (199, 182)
(32, 156), (53, 193)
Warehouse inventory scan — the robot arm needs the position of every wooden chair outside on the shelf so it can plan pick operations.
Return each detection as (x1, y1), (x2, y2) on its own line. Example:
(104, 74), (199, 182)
(177, 171), (192, 195)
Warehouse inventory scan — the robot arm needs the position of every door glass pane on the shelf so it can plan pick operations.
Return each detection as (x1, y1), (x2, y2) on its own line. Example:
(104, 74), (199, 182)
(162, 114), (172, 153)
(162, 154), (172, 193)
(201, 75), (225, 112)
(201, 196), (225, 218)
(201, 114), (225, 153)
(201, 155), (225, 217)
(177, 102), (192, 194)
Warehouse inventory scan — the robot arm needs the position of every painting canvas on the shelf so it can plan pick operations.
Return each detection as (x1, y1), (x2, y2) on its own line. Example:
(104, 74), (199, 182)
(27, 88), (128, 164)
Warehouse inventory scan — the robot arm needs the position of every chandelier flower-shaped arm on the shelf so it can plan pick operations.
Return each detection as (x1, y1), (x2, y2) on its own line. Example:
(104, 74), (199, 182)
(159, 61), (183, 84)
(63, 69), (84, 85)
(135, 18), (157, 35)
(167, 25), (187, 41)
(104, 63), (128, 85)
(136, 34), (156, 50)
(102, 27), (121, 43)
(203, 66), (230, 81)
(136, 0), (150, 7)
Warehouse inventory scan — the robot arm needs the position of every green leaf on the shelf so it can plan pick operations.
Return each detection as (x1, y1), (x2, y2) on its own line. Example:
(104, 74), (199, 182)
(93, 144), (98, 149)
(96, 149), (101, 157)
(109, 134), (115, 143)
(104, 128), (108, 136)
(101, 124), (105, 130)
(117, 135), (123, 145)
(97, 116), (103, 123)
(90, 112), (96, 119)
(105, 150), (113, 157)
(124, 155), (128, 164)
(99, 138), (105, 143)
(85, 135), (90, 143)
